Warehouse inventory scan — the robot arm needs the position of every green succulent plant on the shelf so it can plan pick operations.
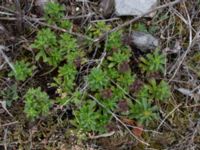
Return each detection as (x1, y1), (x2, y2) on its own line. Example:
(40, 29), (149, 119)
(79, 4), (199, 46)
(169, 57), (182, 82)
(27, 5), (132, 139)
(74, 101), (110, 132)
(32, 28), (57, 51)
(106, 68), (119, 79)
(136, 85), (150, 101)
(44, 2), (65, 25)
(32, 28), (78, 66)
(59, 33), (77, 53)
(87, 21), (111, 38)
(9, 60), (35, 81)
(130, 99), (158, 125)
(106, 31), (123, 50)
(24, 87), (52, 120)
(147, 79), (171, 101)
(53, 63), (78, 92)
(31, 28), (58, 65)
(87, 68), (109, 91)
(139, 49), (165, 73)
(136, 79), (171, 102)
(107, 49), (131, 67)
(117, 71), (136, 90)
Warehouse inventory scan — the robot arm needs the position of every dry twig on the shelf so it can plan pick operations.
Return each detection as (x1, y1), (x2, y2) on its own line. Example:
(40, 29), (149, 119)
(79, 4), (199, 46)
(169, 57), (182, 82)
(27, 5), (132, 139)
(0, 121), (19, 128)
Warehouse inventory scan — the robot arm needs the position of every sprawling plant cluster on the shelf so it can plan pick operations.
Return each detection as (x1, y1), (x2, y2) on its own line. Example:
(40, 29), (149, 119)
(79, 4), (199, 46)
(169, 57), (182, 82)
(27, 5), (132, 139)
(7, 2), (171, 134)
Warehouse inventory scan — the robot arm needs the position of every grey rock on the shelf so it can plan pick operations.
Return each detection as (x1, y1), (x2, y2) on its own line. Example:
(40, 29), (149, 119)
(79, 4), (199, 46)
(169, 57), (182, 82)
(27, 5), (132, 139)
(35, 0), (56, 15)
(35, 0), (52, 7)
(115, 0), (158, 17)
(76, 0), (88, 2)
(124, 31), (159, 51)
(100, 0), (115, 18)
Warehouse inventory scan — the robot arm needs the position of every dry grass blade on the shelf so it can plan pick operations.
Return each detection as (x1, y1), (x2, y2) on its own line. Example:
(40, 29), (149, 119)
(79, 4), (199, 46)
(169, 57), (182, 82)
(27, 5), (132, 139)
(0, 45), (16, 73)
(157, 103), (182, 131)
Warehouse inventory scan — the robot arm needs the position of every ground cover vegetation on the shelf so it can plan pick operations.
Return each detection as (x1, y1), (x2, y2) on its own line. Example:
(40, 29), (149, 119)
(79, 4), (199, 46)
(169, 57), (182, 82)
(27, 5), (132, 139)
(0, 0), (200, 149)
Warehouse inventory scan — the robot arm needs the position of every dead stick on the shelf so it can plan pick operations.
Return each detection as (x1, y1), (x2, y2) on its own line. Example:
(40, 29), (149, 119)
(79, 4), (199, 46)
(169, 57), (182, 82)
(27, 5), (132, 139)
(0, 121), (19, 128)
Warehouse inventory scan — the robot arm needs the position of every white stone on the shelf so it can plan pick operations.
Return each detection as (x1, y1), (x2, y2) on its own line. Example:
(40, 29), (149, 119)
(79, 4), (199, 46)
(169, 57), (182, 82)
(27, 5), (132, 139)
(115, 0), (158, 17)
